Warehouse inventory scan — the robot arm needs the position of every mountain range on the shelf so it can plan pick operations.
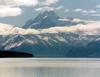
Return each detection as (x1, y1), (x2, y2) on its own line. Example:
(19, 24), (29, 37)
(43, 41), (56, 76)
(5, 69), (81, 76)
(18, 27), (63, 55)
(0, 32), (100, 57)
(0, 9), (100, 57)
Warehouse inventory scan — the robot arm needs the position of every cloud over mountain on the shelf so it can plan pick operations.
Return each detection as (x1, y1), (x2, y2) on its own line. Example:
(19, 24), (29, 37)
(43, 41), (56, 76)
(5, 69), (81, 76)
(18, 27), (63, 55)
(40, 21), (100, 35)
(0, 23), (39, 35)
(0, 21), (100, 35)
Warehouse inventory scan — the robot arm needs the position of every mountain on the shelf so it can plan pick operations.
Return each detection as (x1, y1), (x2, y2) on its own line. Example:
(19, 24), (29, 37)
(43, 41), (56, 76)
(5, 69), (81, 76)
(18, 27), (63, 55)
(0, 14), (100, 57)
(23, 9), (84, 29)
(1, 33), (99, 57)
(65, 36), (100, 58)
(2, 35), (35, 50)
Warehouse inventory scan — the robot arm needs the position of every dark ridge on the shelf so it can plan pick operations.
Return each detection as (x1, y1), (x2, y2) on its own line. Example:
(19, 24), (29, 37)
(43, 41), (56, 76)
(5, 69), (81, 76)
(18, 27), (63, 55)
(0, 51), (33, 58)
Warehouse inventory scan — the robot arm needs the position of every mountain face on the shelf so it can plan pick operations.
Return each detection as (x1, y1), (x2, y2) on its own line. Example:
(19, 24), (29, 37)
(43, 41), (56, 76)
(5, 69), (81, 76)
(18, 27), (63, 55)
(0, 33), (100, 57)
(23, 10), (83, 29)
(66, 38), (100, 58)
(0, 21), (100, 57)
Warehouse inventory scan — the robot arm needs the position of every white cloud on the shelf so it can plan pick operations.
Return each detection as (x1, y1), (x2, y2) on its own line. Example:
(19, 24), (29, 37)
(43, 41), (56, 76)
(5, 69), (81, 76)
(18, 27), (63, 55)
(0, 23), (39, 35)
(35, 6), (54, 12)
(84, 14), (100, 16)
(40, 21), (100, 35)
(88, 10), (96, 13)
(74, 9), (83, 12)
(14, 0), (38, 6)
(72, 18), (83, 22)
(0, 0), (39, 17)
(81, 10), (88, 13)
(96, 4), (100, 8)
(0, 6), (22, 17)
(90, 14), (100, 16)
(56, 5), (64, 10)
(82, 10), (97, 16)
(64, 9), (70, 13)
(41, 0), (59, 6)
(0, 0), (38, 6)
(36, 0), (59, 12)
(74, 9), (96, 14)
(35, 8), (43, 11)
(1, 21), (100, 35)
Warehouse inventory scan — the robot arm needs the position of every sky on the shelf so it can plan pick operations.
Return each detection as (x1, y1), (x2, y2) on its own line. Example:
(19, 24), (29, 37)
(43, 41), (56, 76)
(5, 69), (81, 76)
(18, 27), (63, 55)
(0, 0), (100, 27)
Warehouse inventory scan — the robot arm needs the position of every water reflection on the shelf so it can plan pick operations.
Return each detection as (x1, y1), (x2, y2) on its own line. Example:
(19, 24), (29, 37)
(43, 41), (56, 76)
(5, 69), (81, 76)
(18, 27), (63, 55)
(0, 67), (100, 77)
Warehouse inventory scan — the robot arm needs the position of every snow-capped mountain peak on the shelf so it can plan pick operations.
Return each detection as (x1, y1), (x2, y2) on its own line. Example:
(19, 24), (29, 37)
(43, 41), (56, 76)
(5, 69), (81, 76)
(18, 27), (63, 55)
(36, 8), (59, 20)
(23, 8), (83, 29)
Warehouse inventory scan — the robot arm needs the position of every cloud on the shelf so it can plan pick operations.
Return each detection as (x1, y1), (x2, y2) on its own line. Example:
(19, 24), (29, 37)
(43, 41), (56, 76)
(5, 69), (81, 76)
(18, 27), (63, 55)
(0, 0), (38, 6)
(96, 4), (100, 8)
(74, 9), (83, 12)
(55, 5), (64, 10)
(64, 9), (70, 13)
(0, 0), (39, 17)
(84, 14), (100, 16)
(81, 10), (99, 16)
(41, 0), (59, 6)
(72, 18), (84, 22)
(74, 9), (94, 14)
(36, 0), (59, 12)
(0, 6), (22, 17)
(0, 23), (39, 35)
(81, 10), (88, 13)
(90, 14), (100, 16)
(35, 6), (54, 12)
(40, 21), (100, 35)
(88, 10), (96, 13)
(14, 0), (38, 6)
(35, 8), (43, 11)
(81, 10), (96, 14)
(0, 21), (100, 35)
